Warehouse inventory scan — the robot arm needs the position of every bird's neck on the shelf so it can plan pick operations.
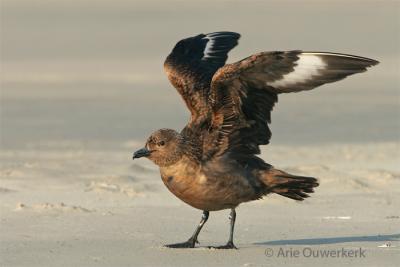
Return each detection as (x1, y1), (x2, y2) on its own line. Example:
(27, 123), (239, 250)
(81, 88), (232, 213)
(159, 154), (199, 179)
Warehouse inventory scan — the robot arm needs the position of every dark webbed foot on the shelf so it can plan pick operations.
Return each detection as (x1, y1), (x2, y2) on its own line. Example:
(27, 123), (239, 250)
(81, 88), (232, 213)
(209, 241), (238, 250)
(165, 211), (209, 249)
(164, 238), (197, 248)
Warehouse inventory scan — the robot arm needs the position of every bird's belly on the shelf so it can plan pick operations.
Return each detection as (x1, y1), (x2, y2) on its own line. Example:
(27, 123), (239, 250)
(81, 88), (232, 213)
(161, 173), (255, 211)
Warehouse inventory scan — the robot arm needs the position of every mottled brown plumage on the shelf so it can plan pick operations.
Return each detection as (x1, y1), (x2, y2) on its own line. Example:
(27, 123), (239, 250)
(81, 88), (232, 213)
(133, 32), (378, 249)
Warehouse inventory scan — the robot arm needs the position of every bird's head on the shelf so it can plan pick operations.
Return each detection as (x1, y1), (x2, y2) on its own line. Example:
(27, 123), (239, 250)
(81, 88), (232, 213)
(132, 128), (184, 167)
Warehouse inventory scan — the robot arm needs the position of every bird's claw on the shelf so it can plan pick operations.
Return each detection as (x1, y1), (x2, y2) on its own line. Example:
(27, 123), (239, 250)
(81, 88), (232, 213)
(164, 238), (197, 248)
(209, 241), (238, 249)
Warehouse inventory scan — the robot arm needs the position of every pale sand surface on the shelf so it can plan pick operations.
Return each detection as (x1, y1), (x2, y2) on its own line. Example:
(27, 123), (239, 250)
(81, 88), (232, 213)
(1, 142), (399, 267)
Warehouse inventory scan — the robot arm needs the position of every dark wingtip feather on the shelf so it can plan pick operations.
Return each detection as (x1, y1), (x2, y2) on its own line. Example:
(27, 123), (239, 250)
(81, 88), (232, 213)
(206, 31), (241, 39)
(309, 51), (379, 67)
(369, 58), (380, 66)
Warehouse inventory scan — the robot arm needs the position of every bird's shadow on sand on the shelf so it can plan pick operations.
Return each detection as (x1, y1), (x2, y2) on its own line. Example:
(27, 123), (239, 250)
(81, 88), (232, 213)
(255, 233), (400, 246)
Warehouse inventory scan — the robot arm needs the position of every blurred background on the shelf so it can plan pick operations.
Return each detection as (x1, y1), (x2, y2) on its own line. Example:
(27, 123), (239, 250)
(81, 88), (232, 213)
(1, 2), (400, 266)
(1, 0), (399, 148)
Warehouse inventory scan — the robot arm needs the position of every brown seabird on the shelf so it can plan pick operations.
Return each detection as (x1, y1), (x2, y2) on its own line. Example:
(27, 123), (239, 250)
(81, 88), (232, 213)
(132, 31), (378, 249)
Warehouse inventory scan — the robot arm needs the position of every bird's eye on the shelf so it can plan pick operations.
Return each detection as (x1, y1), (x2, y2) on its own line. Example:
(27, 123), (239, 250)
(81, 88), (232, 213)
(158, 141), (165, 146)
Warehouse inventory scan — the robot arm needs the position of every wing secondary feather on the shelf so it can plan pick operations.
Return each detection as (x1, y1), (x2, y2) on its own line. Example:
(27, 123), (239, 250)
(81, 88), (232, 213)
(204, 51), (378, 159)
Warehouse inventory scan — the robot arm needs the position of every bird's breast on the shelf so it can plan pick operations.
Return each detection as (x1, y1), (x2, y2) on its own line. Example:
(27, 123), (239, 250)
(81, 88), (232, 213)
(160, 160), (200, 199)
(159, 159), (257, 211)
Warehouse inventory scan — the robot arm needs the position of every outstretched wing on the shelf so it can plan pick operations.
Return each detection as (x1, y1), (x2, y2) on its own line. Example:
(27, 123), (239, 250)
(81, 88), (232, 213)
(204, 51), (379, 159)
(164, 32), (240, 121)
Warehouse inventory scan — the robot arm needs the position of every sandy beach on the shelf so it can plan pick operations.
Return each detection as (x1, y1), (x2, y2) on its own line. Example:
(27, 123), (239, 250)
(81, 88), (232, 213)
(1, 1), (400, 266)
(1, 142), (400, 266)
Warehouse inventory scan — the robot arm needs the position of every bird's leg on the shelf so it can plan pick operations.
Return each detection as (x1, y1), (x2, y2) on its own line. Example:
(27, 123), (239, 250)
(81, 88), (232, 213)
(165, 210), (209, 248)
(212, 208), (238, 249)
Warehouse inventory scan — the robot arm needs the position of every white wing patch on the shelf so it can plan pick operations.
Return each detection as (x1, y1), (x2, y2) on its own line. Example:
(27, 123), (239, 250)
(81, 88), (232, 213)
(202, 34), (232, 60)
(268, 54), (327, 88)
(203, 36), (216, 59)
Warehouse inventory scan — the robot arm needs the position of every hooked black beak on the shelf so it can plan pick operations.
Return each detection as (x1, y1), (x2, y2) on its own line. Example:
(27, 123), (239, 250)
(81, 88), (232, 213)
(132, 147), (151, 160)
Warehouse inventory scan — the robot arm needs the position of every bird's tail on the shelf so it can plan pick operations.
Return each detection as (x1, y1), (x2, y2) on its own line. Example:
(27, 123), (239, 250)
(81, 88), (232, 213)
(261, 168), (319, 201)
